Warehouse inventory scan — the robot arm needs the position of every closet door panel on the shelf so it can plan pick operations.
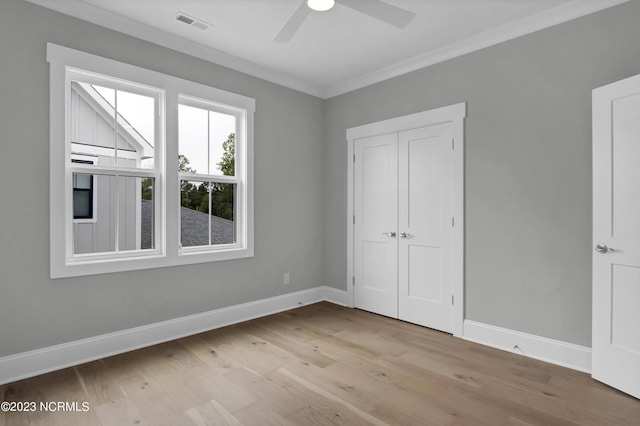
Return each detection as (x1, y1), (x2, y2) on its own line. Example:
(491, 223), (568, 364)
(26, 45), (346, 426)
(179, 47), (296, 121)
(398, 123), (453, 332)
(353, 133), (398, 318)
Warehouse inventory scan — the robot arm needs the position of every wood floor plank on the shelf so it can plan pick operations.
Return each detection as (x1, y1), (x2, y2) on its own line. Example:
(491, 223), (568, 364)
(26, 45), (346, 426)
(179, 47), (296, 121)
(231, 400), (292, 426)
(176, 334), (245, 374)
(93, 397), (148, 426)
(188, 373), (257, 413)
(235, 322), (337, 368)
(324, 359), (477, 426)
(184, 399), (242, 426)
(264, 351), (379, 414)
(223, 367), (314, 418)
(2, 302), (639, 425)
(395, 347), (623, 425)
(73, 360), (125, 406)
(275, 368), (387, 426)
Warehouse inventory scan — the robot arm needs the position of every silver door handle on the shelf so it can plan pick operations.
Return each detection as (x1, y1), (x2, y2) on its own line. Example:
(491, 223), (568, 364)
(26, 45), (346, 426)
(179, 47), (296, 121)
(382, 232), (396, 237)
(400, 232), (411, 238)
(595, 243), (615, 254)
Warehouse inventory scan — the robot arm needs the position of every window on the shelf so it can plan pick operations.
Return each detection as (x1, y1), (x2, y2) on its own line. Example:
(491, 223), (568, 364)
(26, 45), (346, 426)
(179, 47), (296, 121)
(66, 70), (161, 258)
(178, 97), (244, 250)
(71, 159), (94, 220)
(48, 43), (254, 278)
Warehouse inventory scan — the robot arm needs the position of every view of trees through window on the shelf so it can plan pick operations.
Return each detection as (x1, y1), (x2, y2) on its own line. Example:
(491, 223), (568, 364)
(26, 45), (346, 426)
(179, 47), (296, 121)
(142, 133), (235, 220)
(179, 132), (235, 221)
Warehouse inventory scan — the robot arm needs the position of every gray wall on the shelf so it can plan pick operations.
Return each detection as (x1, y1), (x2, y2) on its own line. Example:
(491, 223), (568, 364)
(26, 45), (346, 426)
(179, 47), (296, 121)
(0, 0), (325, 357)
(324, 1), (640, 347)
(1, 0), (638, 358)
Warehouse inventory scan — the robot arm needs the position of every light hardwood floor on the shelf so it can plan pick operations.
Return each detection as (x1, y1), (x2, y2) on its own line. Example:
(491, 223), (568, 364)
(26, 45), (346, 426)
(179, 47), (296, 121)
(1, 302), (639, 425)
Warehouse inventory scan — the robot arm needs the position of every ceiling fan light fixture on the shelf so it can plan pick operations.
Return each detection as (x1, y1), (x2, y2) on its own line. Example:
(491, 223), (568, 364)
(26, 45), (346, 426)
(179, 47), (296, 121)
(307, 0), (335, 12)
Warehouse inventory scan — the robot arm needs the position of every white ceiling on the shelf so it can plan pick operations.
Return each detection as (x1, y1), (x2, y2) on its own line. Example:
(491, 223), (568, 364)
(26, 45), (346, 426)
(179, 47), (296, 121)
(26, 0), (627, 98)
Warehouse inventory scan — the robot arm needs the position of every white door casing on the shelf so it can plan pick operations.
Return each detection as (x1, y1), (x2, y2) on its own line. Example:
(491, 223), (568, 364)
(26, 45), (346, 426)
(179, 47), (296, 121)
(593, 74), (640, 399)
(346, 103), (465, 336)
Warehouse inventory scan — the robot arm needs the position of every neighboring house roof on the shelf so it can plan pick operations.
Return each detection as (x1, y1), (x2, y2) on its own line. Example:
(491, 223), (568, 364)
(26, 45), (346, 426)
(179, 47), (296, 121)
(141, 200), (234, 249)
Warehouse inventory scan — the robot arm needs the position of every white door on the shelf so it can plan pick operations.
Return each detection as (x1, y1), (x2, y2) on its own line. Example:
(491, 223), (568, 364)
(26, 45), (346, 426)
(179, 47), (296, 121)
(353, 133), (398, 318)
(592, 74), (640, 399)
(353, 124), (454, 333)
(398, 123), (453, 332)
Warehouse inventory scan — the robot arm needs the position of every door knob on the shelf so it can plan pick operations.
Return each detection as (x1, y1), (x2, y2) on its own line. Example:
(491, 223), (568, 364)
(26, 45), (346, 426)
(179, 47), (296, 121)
(400, 232), (411, 238)
(595, 243), (615, 254)
(382, 232), (396, 237)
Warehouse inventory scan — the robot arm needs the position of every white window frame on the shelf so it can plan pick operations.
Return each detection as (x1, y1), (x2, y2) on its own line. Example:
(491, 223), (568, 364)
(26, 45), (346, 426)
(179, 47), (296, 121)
(66, 68), (164, 263)
(48, 43), (255, 278)
(178, 94), (247, 254)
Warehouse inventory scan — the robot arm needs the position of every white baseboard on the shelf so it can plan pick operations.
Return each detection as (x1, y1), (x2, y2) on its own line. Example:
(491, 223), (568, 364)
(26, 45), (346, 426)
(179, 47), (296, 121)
(0, 286), (340, 385)
(323, 286), (349, 306)
(462, 320), (592, 373)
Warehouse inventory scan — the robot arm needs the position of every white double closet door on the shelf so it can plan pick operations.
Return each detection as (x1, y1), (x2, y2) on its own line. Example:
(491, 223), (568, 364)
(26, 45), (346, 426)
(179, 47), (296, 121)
(354, 122), (454, 333)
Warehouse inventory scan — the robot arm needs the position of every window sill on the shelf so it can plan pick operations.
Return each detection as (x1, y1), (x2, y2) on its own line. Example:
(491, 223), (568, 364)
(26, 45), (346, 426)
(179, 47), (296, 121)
(52, 247), (253, 279)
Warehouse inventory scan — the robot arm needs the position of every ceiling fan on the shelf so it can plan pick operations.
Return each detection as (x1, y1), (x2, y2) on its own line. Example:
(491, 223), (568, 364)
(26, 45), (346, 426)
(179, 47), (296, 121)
(274, 0), (416, 43)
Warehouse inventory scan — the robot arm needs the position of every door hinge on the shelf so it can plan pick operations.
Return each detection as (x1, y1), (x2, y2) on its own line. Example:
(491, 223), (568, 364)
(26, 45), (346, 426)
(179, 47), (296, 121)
(452, 139), (455, 149)
(452, 217), (455, 227)
(352, 276), (355, 286)
(353, 153), (356, 163)
(353, 215), (356, 224)
(451, 295), (454, 305)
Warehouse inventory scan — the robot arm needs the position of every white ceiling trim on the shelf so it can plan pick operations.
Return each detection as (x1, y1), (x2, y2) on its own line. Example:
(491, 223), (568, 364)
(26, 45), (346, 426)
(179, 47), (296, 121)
(26, 0), (628, 100)
(24, 0), (326, 97)
(324, 0), (630, 98)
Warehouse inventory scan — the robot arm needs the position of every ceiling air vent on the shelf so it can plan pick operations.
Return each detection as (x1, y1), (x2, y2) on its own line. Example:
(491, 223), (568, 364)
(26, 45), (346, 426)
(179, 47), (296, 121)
(175, 12), (211, 31)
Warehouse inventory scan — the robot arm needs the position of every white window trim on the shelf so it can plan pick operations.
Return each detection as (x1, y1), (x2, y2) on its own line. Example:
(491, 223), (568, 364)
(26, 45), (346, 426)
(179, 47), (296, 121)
(48, 43), (255, 279)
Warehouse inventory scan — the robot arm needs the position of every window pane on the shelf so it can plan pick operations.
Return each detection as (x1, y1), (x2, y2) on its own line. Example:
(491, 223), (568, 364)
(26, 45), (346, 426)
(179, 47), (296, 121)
(93, 85), (115, 105)
(118, 176), (154, 251)
(209, 111), (236, 177)
(73, 189), (92, 219)
(73, 175), (154, 254)
(69, 81), (155, 170)
(140, 178), (155, 250)
(116, 90), (155, 169)
(72, 172), (93, 220)
(179, 104), (236, 176)
(71, 82), (113, 150)
(73, 175), (115, 255)
(181, 180), (211, 247)
(179, 104), (208, 174)
(74, 173), (92, 189)
(181, 181), (236, 247)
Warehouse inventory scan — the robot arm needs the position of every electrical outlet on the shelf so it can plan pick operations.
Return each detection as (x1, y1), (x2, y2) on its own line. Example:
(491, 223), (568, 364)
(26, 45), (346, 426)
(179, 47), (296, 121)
(283, 273), (290, 285)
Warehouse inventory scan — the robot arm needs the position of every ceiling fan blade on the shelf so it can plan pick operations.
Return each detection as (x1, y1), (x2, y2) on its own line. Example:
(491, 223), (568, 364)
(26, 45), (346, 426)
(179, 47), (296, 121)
(274, 1), (312, 43)
(339, 0), (415, 29)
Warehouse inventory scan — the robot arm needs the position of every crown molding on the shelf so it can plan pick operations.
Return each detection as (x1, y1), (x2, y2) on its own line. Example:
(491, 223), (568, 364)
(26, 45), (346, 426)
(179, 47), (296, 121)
(24, 0), (325, 98)
(25, 0), (629, 100)
(321, 0), (630, 98)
